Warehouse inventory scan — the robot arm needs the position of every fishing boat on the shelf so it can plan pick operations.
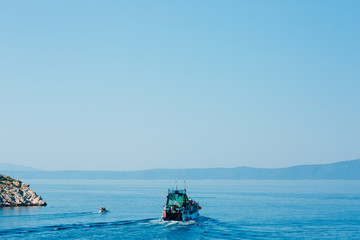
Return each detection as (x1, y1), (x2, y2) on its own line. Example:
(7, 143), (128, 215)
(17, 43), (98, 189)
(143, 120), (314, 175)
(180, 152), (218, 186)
(162, 185), (201, 221)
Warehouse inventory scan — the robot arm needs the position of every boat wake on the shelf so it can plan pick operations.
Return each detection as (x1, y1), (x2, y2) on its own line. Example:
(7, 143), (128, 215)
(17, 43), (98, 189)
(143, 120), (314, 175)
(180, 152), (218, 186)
(0, 218), (157, 236)
(0, 214), (236, 239)
(0, 211), (94, 219)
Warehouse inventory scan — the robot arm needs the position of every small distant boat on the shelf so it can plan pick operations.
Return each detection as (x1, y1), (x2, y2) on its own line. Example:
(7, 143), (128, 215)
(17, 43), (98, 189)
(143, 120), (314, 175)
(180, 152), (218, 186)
(162, 185), (201, 221)
(99, 207), (109, 213)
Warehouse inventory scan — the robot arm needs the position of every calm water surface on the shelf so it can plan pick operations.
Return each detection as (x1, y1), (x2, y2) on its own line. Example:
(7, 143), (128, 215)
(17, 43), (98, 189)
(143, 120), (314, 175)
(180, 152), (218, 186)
(1, 180), (360, 239)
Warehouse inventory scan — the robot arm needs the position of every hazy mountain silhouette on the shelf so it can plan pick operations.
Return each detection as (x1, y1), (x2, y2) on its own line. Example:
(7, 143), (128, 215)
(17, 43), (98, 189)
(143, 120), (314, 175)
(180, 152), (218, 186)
(1, 159), (360, 180)
(0, 162), (43, 172)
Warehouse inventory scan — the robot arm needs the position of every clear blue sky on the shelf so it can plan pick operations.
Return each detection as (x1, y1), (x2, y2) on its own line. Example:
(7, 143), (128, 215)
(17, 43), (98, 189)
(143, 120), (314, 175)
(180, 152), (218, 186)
(1, 1), (359, 170)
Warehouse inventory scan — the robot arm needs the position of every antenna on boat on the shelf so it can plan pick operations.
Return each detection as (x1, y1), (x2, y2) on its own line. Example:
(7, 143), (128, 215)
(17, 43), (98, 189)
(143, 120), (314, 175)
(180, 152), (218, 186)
(175, 180), (178, 190)
(184, 180), (186, 192)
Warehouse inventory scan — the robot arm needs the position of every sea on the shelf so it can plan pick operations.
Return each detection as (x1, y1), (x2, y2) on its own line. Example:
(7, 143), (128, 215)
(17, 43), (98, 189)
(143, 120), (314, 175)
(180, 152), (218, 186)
(1, 179), (360, 239)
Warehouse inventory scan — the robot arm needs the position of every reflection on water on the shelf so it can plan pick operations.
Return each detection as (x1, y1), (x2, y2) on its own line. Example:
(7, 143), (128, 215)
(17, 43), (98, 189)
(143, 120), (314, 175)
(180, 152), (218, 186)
(0, 206), (45, 216)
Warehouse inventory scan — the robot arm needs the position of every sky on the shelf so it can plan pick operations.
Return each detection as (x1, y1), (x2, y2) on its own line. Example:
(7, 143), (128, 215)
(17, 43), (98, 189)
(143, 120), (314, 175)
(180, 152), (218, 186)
(0, 1), (359, 171)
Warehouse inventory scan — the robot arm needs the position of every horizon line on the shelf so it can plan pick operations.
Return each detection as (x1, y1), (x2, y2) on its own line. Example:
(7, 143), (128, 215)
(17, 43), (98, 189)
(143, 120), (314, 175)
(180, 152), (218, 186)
(1, 158), (359, 172)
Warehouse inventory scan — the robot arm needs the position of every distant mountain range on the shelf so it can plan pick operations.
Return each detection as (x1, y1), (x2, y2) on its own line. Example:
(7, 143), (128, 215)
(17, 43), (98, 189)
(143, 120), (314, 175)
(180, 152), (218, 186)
(0, 162), (43, 172)
(1, 159), (360, 180)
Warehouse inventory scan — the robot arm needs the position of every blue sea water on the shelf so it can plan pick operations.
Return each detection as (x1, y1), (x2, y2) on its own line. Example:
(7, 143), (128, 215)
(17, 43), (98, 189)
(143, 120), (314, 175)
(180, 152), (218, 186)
(1, 179), (360, 239)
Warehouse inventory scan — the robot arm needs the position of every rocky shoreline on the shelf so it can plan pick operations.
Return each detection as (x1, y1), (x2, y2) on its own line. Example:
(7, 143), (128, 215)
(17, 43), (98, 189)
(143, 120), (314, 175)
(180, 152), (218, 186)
(0, 174), (47, 207)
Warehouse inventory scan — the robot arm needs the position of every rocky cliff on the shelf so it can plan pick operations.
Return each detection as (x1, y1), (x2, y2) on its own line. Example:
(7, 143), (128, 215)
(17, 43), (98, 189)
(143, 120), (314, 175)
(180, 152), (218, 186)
(0, 174), (47, 207)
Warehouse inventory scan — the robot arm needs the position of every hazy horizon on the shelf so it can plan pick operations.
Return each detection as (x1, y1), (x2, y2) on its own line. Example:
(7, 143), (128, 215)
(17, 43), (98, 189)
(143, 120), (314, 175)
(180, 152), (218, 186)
(1, 1), (359, 171)
(1, 158), (359, 172)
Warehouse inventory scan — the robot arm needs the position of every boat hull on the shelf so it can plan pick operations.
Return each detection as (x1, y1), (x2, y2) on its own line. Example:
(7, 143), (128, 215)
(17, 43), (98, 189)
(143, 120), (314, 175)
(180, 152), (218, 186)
(162, 210), (200, 221)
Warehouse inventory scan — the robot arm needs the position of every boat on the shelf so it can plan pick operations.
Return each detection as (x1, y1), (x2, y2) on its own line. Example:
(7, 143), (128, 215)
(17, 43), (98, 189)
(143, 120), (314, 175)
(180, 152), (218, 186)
(162, 185), (201, 221)
(98, 207), (109, 213)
